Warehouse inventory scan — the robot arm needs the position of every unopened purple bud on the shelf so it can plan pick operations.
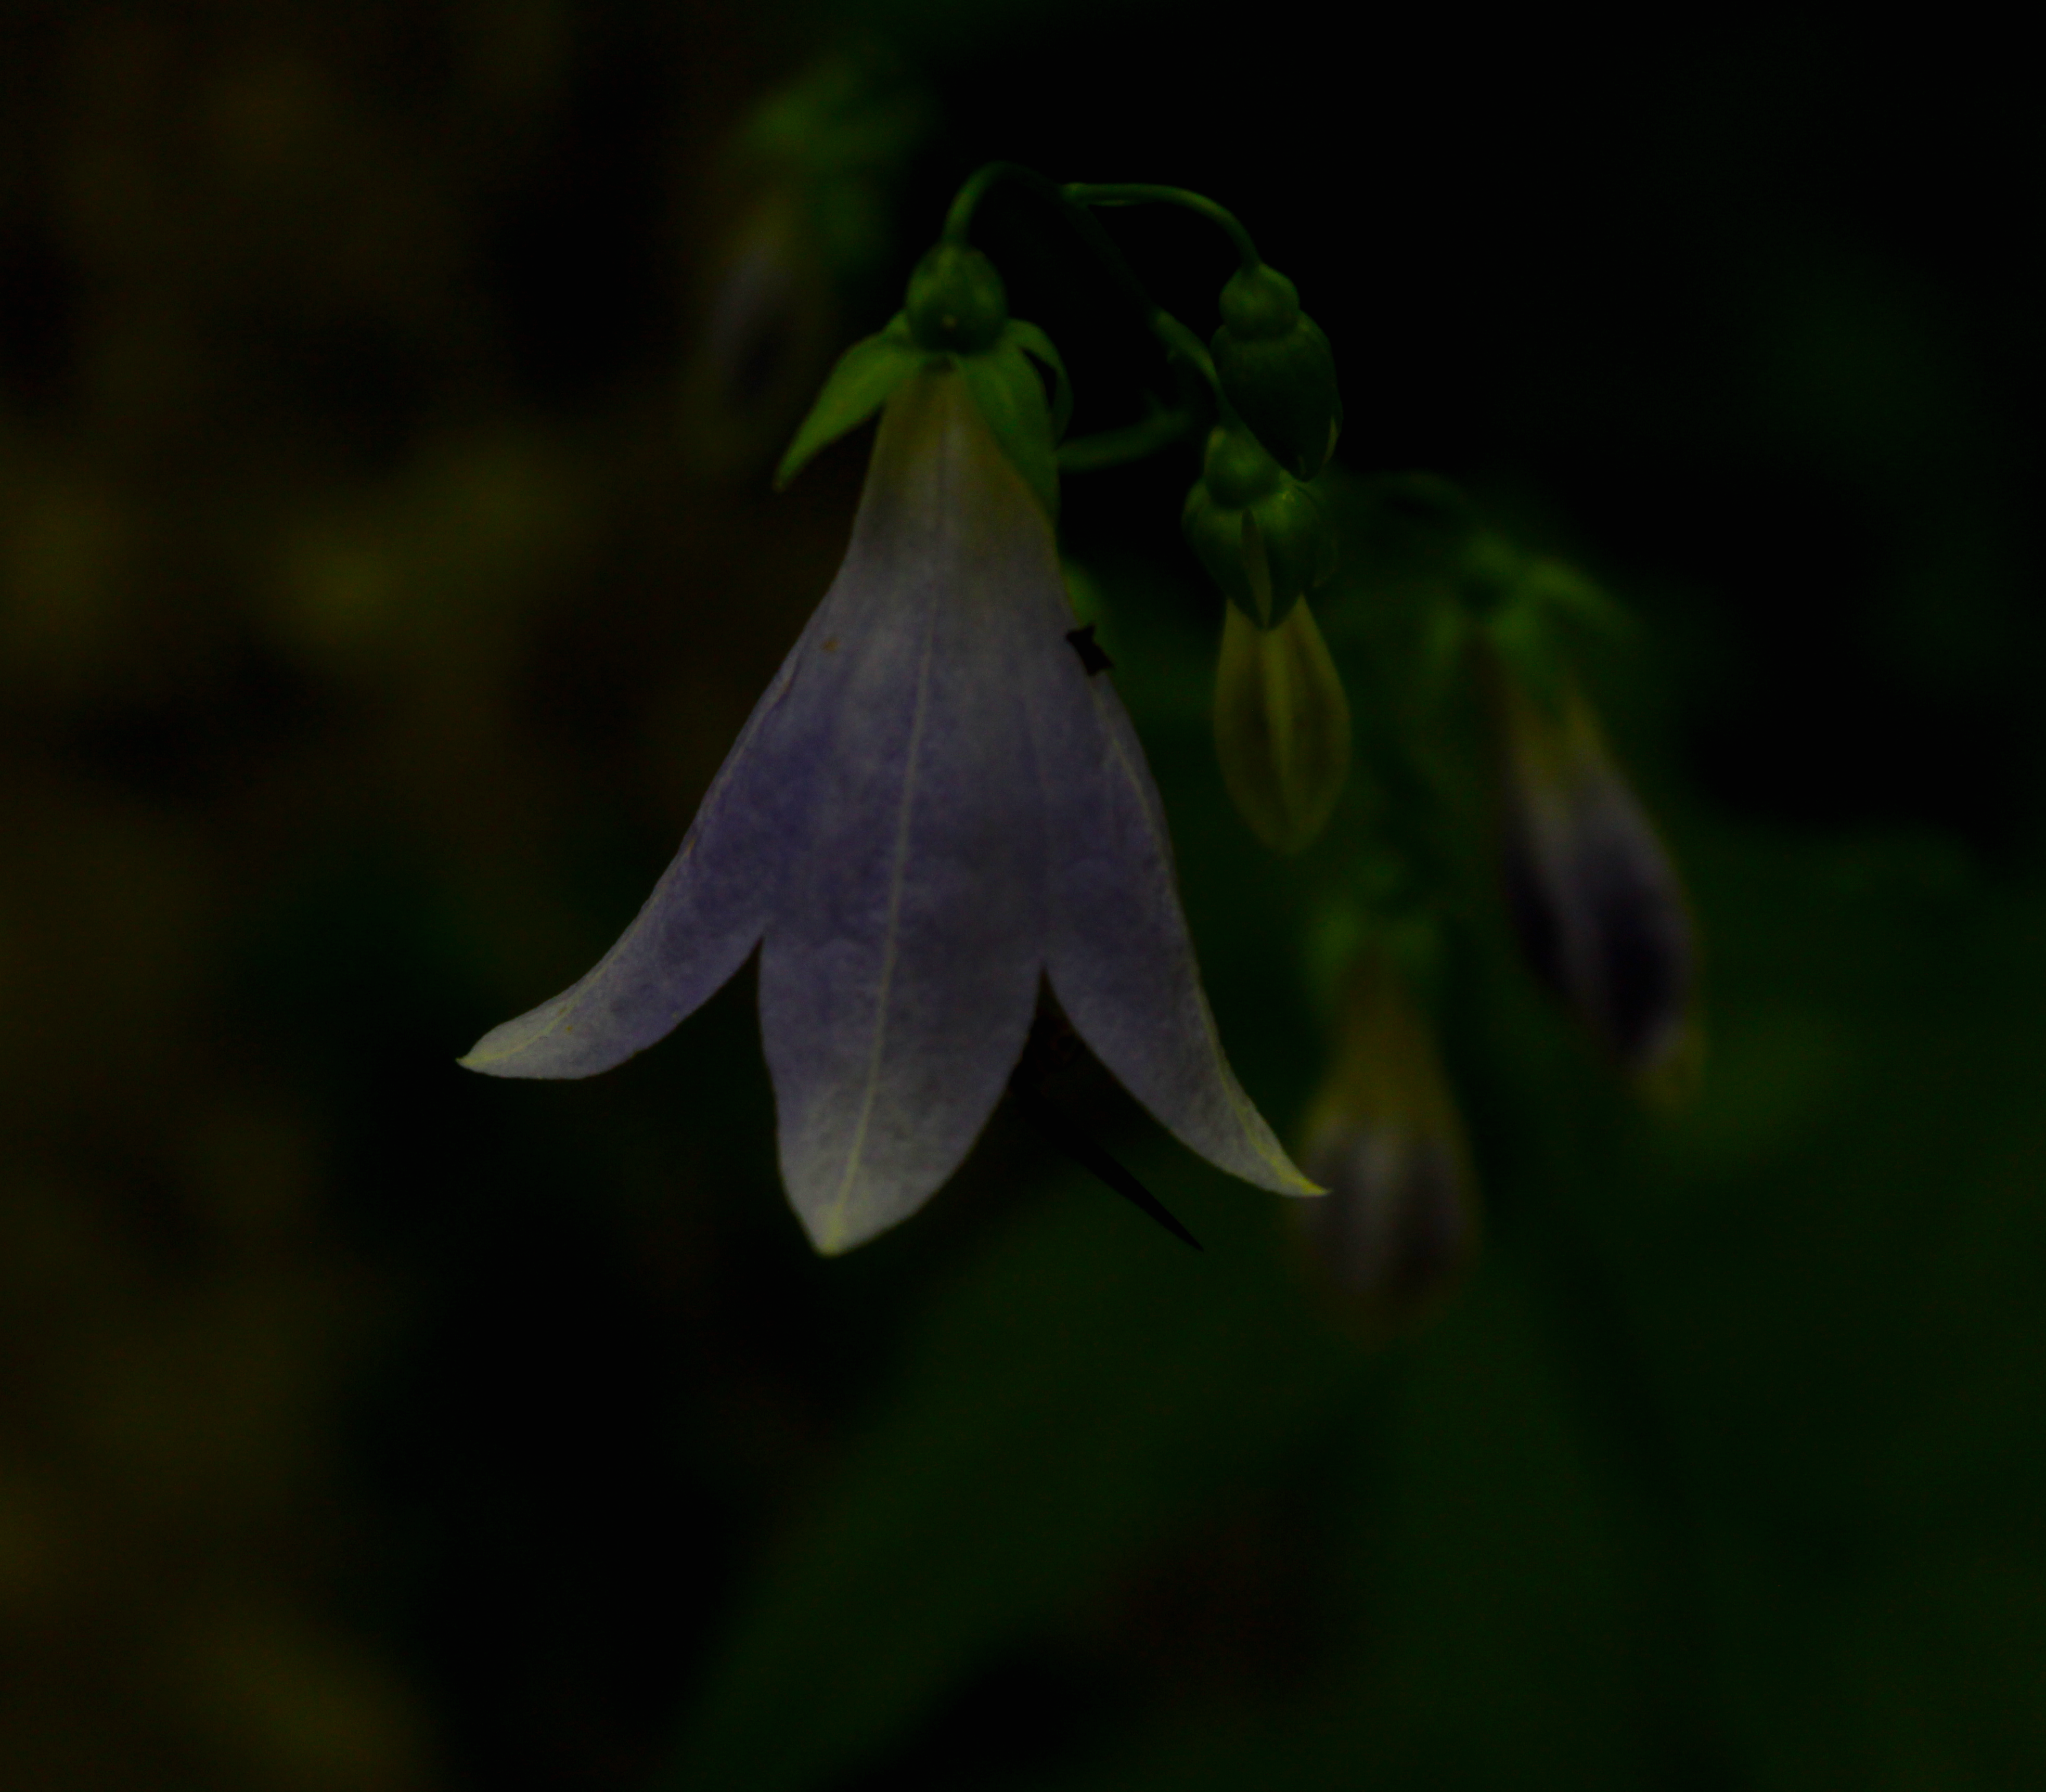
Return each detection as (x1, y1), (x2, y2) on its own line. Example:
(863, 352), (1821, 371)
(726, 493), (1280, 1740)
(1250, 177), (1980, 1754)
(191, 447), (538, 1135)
(1489, 664), (1695, 1082)
(679, 187), (837, 474)
(1296, 953), (1477, 1334)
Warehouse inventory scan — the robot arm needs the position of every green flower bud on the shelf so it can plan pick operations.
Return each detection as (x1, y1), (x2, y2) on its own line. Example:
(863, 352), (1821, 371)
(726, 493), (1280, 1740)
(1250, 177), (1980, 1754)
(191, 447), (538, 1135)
(1213, 596), (1351, 853)
(1182, 427), (1336, 627)
(905, 242), (1008, 353)
(1218, 261), (1302, 337)
(1212, 263), (1343, 480)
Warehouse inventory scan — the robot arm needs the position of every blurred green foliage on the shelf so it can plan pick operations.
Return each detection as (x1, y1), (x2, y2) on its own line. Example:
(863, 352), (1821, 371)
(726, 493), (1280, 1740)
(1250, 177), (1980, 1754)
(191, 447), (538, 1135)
(3, 4), (2043, 1791)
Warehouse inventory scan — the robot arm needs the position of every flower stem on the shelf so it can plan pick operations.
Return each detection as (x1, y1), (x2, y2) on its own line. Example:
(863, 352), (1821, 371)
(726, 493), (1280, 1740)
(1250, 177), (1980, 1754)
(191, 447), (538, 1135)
(1062, 183), (1263, 270)
(940, 161), (1235, 436)
(1056, 405), (1197, 473)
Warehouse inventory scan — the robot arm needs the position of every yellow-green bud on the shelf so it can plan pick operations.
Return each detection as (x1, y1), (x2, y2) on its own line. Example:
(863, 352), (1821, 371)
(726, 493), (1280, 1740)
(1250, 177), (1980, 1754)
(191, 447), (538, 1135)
(1213, 597), (1351, 853)
(905, 243), (1008, 353)
(1212, 264), (1343, 481)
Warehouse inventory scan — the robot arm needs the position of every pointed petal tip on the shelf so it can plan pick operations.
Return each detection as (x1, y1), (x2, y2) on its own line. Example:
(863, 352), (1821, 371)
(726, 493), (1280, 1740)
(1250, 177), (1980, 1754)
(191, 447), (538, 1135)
(454, 1037), (537, 1076)
(1183, 1054), (1325, 1200)
(1193, 1081), (1325, 1198)
(452, 997), (607, 1080)
(1255, 1149), (1326, 1200)
(459, 1010), (545, 1072)
(793, 1199), (896, 1258)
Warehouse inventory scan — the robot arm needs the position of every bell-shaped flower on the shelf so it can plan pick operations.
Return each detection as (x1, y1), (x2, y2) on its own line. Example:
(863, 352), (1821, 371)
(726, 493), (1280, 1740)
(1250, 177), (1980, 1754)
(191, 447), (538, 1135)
(1295, 949), (1477, 1335)
(1488, 658), (1696, 1084)
(462, 366), (1315, 1252)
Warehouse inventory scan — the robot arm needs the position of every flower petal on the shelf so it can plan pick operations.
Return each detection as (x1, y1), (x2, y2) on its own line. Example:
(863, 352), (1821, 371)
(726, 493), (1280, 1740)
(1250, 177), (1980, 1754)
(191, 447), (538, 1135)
(760, 370), (1048, 1253)
(1039, 622), (1317, 1197)
(460, 600), (841, 1080)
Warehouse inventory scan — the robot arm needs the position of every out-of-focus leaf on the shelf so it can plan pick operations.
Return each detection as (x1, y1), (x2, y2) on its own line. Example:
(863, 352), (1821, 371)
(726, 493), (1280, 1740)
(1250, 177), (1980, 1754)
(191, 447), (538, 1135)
(653, 1163), (1356, 1792)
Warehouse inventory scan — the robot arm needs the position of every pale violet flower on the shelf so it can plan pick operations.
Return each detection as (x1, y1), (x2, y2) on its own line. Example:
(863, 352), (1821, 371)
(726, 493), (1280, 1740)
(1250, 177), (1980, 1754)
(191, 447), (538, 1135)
(464, 366), (1315, 1252)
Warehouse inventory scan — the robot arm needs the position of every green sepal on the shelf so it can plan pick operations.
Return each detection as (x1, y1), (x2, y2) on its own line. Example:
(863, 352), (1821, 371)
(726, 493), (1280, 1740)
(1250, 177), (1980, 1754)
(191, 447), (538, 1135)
(774, 313), (924, 489)
(1183, 484), (1259, 615)
(1245, 481), (1335, 627)
(1004, 319), (1072, 441)
(1182, 429), (1335, 627)
(958, 335), (1060, 520)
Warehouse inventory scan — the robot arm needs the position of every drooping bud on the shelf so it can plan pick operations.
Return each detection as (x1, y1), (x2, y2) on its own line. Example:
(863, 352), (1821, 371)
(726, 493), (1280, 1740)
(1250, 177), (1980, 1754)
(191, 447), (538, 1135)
(1182, 426), (1336, 628)
(905, 242), (1008, 352)
(679, 55), (930, 476)
(1211, 264), (1343, 480)
(680, 188), (836, 475)
(1213, 596), (1351, 853)
(1296, 950), (1477, 1336)
(1486, 657), (1697, 1088)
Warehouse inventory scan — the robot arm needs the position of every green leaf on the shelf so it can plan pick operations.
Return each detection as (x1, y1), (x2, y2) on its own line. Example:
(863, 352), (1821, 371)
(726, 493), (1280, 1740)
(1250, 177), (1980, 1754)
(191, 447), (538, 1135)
(1005, 318), (1073, 440)
(652, 1165), (1354, 1792)
(958, 338), (1060, 521)
(774, 314), (924, 490)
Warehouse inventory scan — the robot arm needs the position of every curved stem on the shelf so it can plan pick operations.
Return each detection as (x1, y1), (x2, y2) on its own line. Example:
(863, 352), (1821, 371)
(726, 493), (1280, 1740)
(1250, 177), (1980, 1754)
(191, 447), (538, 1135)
(1057, 407), (1198, 473)
(940, 161), (1234, 424)
(1062, 183), (1262, 269)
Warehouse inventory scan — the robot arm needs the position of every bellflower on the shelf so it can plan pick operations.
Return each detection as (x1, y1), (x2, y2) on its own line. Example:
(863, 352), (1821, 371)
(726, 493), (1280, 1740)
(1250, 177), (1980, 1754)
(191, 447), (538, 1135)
(464, 366), (1315, 1252)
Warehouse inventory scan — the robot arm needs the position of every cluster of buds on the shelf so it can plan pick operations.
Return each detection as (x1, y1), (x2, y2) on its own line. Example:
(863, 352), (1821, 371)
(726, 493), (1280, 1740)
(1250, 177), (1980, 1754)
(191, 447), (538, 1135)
(1183, 262), (1352, 854)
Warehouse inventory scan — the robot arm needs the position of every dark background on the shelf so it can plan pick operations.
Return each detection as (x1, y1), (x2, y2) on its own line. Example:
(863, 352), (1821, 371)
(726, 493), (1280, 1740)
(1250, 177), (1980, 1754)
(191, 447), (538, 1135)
(3, 4), (2042, 1788)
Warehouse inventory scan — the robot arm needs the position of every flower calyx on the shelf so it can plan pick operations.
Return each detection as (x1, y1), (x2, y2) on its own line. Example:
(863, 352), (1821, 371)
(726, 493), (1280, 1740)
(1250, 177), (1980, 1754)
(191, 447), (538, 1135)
(905, 242), (1007, 352)
(777, 242), (1072, 520)
(1182, 424), (1335, 629)
(1211, 263), (1343, 481)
